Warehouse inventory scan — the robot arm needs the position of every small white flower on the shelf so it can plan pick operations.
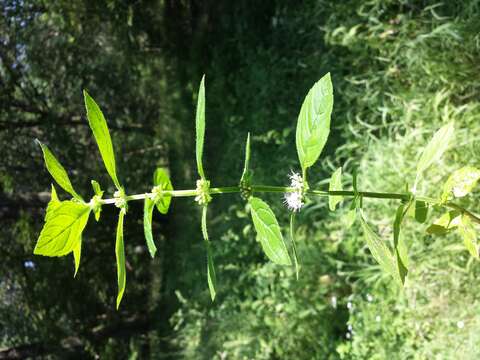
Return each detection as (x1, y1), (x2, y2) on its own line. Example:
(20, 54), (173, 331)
(347, 301), (353, 310)
(289, 171), (304, 190)
(457, 320), (465, 329)
(347, 324), (353, 331)
(366, 294), (373, 302)
(284, 192), (304, 212)
(375, 315), (381, 322)
(346, 332), (351, 339)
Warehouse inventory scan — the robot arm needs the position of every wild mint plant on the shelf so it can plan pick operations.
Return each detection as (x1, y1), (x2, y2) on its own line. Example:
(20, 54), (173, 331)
(33, 73), (480, 308)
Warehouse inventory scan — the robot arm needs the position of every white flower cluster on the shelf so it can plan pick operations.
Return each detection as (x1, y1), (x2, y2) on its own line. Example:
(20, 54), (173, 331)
(284, 171), (304, 212)
(114, 189), (126, 209)
(195, 179), (212, 206)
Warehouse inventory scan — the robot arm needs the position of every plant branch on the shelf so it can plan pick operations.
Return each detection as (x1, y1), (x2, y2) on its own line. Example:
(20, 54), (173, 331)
(95, 185), (480, 224)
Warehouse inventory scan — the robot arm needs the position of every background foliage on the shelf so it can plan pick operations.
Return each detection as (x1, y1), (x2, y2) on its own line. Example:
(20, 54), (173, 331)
(1, 0), (480, 358)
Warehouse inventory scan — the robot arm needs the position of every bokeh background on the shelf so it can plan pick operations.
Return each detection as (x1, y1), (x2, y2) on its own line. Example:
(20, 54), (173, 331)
(1, 1), (480, 358)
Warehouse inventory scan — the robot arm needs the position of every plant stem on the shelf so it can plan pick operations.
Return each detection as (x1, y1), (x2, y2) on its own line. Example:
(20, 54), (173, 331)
(99, 185), (480, 224)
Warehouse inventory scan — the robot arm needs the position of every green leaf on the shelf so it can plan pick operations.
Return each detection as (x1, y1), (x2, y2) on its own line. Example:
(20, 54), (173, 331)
(201, 206), (217, 301)
(345, 193), (360, 229)
(195, 75), (206, 179)
(458, 215), (478, 259)
(415, 122), (454, 187)
(91, 180), (103, 197)
(153, 168), (173, 214)
(441, 166), (480, 202)
(115, 209), (126, 309)
(296, 73), (333, 172)
(143, 198), (157, 258)
(83, 90), (121, 189)
(426, 210), (461, 235)
(91, 180), (104, 221)
(249, 197), (291, 265)
(405, 200), (429, 223)
(45, 184), (60, 222)
(34, 201), (90, 256)
(240, 132), (251, 184)
(360, 212), (399, 283)
(393, 204), (409, 285)
(345, 208), (357, 229)
(73, 239), (82, 277)
(36, 141), (83, 201)
(414, 201), (428, 223)
(290, 213), (300, 280)
(328, 167), (343, 211)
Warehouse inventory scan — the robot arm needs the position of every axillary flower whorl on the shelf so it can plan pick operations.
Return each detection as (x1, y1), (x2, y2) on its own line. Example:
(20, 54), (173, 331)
(284, 171), (304, 212)
(195, 178), (212, 206)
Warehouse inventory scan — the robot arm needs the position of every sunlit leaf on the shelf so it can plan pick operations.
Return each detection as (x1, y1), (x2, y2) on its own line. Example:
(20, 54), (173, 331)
(415, 122), (454, 187)
(91, 180), (103, 221)
(91, 180), (103, 197)
(153, 168), (173, 214)
(143, 198), (157, 258)
(84, 90), (122, 189)
(426, 210), (461, 235)
(73, 239), (82, 277)
(115, 209), (126, 309)
(201, 206), (217, 301)
(195, 75), (206, 179)
(345, 208), (357, 229)
(360, 212), (399, 283)
(34, 201), (90, 256)
(249, 197), (291, 265)
(458, 215), (478, 259)
(406, 200), (429, 223)
(441, 166), (480, 202)
(328, 167), (343, 211)
(296, 73), (333, 172)
(45, 184), (60, 222)
(290, 213), (299, 279)
(393, 204), (409, 285)
(37, 141), (83, 201)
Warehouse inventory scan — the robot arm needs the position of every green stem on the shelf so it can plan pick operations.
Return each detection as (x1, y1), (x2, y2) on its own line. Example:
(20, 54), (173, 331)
(98, 185), (480, 224)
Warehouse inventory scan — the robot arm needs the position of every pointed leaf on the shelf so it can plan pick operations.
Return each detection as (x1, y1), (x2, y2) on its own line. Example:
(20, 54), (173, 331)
(143, 198), (157, 258)
(201, 206), (217, 301)
(360, 212), (399, 283)
(296, 73), (333, 171)
(345, 208), (357, 229)
(37, 141), (83, 201)
(240, 132), (251, 183)
(426, 210), (461, 235)
(290, 213), (299, 280)
(442, 166), (480, 202)
(91, 180), (103, 197)
(415, 122), (454, 186)
(393, 204), (409, 285)
(249, 197), (291, 265)
(458, 215), (478, 259)
(83, 90), (121, 189)
(73, 239), (82, 277)
(91, 180), (103, 221)
(153, 168), (173, 214)
(195, 75), (206, 179)
(45, 184), (60, 222)
(115, 209), (126, 309)
(34, 201), (90, 256)
(329, 167), (343, 211)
